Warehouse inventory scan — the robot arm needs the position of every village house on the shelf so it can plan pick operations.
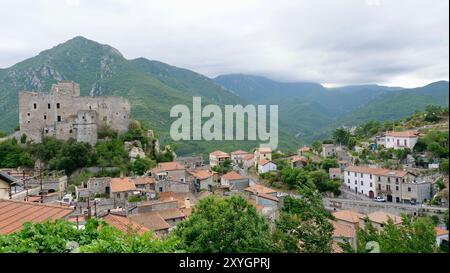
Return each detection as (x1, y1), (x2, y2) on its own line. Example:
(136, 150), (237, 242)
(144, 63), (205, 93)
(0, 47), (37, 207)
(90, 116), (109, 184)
(0, 171), (16, 199)
(129, 212), (171, 236)
(321, 144), (337, 158)
(209, 150), (230, 167)
(329, 168), (342, 180)
(230, 150), (250, 166)
(244, 184), (279, 208)
(175, 156), (204, 169)
(382, 130), (419, 150)
(338, 160), (349, 171)
(344, 165), (430, 203)
(132, 176), (156, 199)
(359, 211), (402, 231)
(150, 162), (186, 183)
(136, 197), (186, 228)
(242, 154), (255, 169)
(221, 171), (250, 192)
(254, 147), (272, 167)
(298, 146), (311, 156)
(0, 199), (74, 234)
(331, 220), (357, 253)
(291, 155), (308, 168)
(258, 160), (277, 174)
(111, 177), (138, 208)
(332, 210), (364, 230)
(435, 227), (449, 246)
(102, 213), (150, 235)
(187, 169), (215, 192)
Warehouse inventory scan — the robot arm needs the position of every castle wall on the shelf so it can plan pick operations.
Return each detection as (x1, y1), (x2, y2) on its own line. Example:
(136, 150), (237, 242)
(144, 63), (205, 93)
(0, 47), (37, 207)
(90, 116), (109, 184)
(18, 81), (130, 144)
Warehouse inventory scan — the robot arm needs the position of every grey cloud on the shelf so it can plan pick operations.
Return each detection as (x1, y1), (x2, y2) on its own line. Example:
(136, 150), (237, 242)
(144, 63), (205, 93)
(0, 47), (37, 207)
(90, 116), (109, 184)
(0, 0), (447, 87)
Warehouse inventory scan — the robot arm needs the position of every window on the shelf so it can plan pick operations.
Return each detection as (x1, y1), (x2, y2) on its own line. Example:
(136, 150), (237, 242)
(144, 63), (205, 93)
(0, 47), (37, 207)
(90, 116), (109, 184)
(347, 179), (350, 183)
(361, 181), (364, 186)
(408, 187), (411, 192)
(361, 173), (363, 178)
(69, 129), (73, 134)
(57, 116), (61, 122)
(396, 186), (399, 191)
(370, 174), (372, 179)
(378, 177), (381, 182)
(396, 178), (399, 183)
(347, 171), (350, 176)
(387, 185), (391, 191)
(33, 103), (37, 109)
(27, 113), (30, 117)
(354, 172), (357, 177)
(57, 103), (60, 109)
(43, 115), (47, 120)
(45, 129), (49, 134)
(355, 180), (357, 185)
(378, 184), (381, 190)
(48, 103), (51, 109)
(370, 183), (373, 187)
(387, 177), (391, 183)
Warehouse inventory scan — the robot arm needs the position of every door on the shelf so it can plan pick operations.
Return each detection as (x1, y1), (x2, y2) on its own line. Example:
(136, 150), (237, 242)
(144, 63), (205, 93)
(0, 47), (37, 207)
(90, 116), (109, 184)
(369, 190), (375, 199)
(397, 139), (400, 146)
(387, 195), (393, 202)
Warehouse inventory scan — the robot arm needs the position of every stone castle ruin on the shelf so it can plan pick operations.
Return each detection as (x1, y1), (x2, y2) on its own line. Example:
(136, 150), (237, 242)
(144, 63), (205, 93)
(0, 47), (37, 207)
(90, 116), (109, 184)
(18, 81), (130, 145)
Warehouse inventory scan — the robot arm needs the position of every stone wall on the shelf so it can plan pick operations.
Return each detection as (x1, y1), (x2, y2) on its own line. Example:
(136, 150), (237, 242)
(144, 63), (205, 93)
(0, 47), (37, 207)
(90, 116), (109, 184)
(19, 81), (130, 144)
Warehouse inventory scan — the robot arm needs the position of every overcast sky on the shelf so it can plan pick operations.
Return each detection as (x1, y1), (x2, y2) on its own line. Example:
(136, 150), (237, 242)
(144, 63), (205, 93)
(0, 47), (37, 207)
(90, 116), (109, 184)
(0, 0), (448, 87)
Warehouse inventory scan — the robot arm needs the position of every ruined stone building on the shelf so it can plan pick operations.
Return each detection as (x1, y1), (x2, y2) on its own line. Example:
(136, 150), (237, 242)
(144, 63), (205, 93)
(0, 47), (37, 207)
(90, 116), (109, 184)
(18, 81), (131, 145)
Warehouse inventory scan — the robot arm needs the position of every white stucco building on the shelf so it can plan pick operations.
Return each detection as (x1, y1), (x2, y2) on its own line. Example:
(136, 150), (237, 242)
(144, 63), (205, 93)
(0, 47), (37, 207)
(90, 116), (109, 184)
(258, 160), (277, 174)
(383, 131), (419, 150)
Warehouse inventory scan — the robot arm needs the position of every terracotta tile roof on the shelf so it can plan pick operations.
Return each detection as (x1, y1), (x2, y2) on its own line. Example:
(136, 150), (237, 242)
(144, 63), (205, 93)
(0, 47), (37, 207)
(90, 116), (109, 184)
(129, 212), (171, 231)
(258, 159), (275, 166)
(159, 191), (197, 208)
(435, 227), (449, 237)
(209, 150), (230, 158)
(256, 147), (272, 153)
(329, 168), (341, 174)
(231, 150), (249, 155)
(222, 171), (246, 180)
(151, 162), (185, 173)
(110, 177), (137, 193)
(257, 193), (279, 202)
(156, 208), (186, 220)
(332, 210), (364, 224)
(0, 199), (73, 234)
(363, 211), (402, 225)
(298, 146), (311, 152)
(345, 166), (408, 178)
(243, 154), (255, 160)
(103, 214), (150, 235)
(187, 169), (213, 180)
(132, 176), (155, 185)
(385, 130), (419, 138)
(291, 156), (307, 163)
(332, 220), (355, 238)
(245, 184), (277, 195)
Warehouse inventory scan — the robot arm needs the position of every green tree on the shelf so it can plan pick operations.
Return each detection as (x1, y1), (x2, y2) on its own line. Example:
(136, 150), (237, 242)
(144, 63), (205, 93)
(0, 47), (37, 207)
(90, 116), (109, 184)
(312, 141), (322, 154)
(275, 183), (333, 253)
(132, 156), (156, 175)
(332, 128), (350, 146)
(174, 195), (277, 252)
(0, 219), (180, 253)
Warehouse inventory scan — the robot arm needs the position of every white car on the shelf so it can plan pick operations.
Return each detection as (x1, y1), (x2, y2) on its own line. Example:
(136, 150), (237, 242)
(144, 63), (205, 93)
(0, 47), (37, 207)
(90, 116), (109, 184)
(374, 196), (386, 202)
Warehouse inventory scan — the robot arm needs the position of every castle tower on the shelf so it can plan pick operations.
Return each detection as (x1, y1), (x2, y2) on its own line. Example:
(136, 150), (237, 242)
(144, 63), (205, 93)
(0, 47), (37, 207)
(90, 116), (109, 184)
(75, 110), (98, 145)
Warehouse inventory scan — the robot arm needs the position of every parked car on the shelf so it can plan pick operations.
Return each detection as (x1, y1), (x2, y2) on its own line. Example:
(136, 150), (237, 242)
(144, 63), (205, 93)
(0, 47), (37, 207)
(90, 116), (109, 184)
(374, 196), (386, 202)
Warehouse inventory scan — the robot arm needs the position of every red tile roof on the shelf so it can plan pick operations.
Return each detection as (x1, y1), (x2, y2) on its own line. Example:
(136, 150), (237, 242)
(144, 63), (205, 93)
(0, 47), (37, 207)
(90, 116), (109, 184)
(103, 214), (150, 235)
(129, 212), (171, 231)
(298, 146), (311, 153)
(209, 150), (230, 158)
(151, 162), (185, 173)
(245, 184), (277, 195)
(111, 177), (137, 193)
(231, 150), (249, 155)
(345, 166), (408, 178)
(385, 130), (419, 138)
(258, 159), (274, 166)
(332, 220), (356, 238)
(291, 156), (307, 163)
(0, 199), (74, 234)
(243, 154), (255, 161)
(132, 176), (155, 185)
(332, 210), (364, 224)
(222, 171), (246, 180)
(187, 169), (213, 180)
(363, 211), (402, 225)
(435, 227), (449, 237)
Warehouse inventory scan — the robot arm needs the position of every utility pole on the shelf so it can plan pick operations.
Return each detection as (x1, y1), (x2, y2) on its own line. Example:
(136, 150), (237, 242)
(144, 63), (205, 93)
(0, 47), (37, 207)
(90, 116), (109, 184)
(94, 200), (97, 218)
(39, 168), (43, 203)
